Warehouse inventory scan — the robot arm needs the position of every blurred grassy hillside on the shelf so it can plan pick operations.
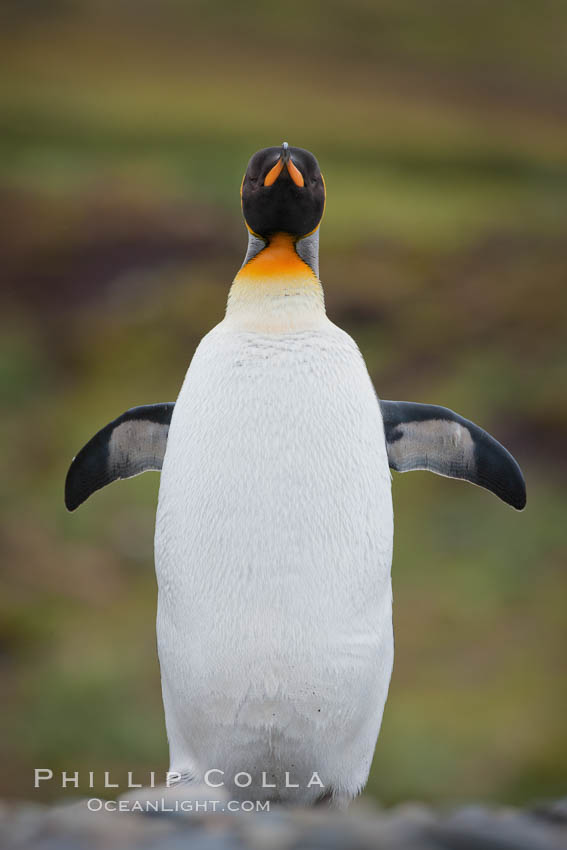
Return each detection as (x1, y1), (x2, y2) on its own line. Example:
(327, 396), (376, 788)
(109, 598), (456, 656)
(1, 0), (566, 806)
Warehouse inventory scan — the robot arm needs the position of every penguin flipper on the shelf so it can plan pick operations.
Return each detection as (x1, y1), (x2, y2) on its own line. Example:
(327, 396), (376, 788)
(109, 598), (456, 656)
(65, 403), (175, 511)
(379, 400), (526, 510)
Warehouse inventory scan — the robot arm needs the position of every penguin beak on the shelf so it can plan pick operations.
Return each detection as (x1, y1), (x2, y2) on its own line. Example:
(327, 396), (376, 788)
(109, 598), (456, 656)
(263, 144), (305, 188)
(286, 157), (305, 188)
(263, 157), (284, 187)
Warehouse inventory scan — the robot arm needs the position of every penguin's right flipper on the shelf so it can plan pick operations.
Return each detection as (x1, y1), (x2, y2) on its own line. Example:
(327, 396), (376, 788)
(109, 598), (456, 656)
(380, 400), (526, 510)
(65, 403), (174, 511)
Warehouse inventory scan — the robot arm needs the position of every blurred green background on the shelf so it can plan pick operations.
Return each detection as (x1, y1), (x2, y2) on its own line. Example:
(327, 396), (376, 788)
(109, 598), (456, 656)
(1, 0), (566, 806)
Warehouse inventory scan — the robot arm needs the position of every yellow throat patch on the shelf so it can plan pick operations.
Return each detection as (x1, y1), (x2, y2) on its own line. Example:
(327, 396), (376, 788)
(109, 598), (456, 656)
(234, 233), (318, 289)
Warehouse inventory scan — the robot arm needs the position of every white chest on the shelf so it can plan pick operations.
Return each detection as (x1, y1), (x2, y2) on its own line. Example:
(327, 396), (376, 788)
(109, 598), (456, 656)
(154, 321), (394, 800)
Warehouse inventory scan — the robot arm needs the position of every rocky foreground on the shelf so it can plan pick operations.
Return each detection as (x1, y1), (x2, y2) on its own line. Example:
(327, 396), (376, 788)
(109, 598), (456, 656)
(1, 796), (567, 850)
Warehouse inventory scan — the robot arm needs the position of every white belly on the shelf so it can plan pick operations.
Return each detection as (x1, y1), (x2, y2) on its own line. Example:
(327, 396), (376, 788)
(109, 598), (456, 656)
(154, 321), (393, 804)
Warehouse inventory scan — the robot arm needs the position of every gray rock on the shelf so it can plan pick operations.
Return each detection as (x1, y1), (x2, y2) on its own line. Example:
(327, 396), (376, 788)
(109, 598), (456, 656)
(1, 798), (566, 850)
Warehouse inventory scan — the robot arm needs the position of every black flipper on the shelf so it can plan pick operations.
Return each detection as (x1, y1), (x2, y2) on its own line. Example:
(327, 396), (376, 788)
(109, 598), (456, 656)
(379, 400), (526, 510)
(65, 403), (175, 511)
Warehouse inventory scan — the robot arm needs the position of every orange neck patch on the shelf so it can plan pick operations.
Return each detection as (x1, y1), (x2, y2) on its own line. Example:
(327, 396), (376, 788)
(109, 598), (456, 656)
(235, 233), (317, 284)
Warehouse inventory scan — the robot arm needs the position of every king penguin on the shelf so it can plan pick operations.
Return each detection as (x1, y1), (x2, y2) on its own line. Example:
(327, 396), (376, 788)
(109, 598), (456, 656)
(65, 143), (526, 807)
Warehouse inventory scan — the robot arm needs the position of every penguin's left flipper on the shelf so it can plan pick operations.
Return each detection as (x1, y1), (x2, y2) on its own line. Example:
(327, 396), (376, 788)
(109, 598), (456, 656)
(65, 403), (174, 511)
(380, 400), (526, 510)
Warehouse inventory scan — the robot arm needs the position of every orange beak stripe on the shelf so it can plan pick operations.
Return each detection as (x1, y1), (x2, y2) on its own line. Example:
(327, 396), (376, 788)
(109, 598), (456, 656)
(286, 158), (304, 187)
(263, 155), (305, 188)
(264, 158), (284, 186)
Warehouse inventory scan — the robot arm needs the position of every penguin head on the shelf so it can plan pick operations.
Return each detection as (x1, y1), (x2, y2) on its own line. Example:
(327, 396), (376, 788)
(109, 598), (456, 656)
(241, 144), (325, 240)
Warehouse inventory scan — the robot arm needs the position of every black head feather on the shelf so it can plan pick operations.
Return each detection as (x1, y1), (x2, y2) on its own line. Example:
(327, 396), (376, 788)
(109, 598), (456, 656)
(241, 145), (325, 239)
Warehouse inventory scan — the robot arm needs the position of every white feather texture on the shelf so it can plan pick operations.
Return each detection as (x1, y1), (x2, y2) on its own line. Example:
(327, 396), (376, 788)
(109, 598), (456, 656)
(155, 265), (394, 805)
